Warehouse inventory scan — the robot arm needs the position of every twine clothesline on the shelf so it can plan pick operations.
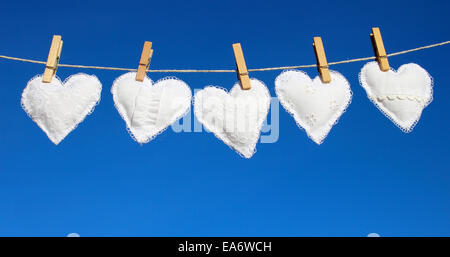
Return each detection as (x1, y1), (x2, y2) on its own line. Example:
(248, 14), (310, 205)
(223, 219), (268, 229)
(0, 41), (449, 73)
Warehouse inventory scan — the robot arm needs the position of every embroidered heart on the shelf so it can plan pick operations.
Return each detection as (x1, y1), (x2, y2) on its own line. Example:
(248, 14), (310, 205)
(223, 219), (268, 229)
(193, 79), (270, 158)
(21, 73), (102, 145)
(111, 72), (192, 143)
(359, 62), (433, 132)
(275, 70), (352, 144)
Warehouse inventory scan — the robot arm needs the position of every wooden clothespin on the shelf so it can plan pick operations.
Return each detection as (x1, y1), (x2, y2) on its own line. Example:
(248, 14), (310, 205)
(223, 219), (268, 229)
(136, 41), (153, 82)
(42, 35), (63, 83)
(232, 43), (251, 90)
(313, 37), (331, 83)
(370, 27), (390, 71)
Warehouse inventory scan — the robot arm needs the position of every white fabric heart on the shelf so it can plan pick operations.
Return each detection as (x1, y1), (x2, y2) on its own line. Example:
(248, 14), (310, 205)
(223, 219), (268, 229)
(21, 73), (102, 145)
(275, 70), (352, 144)
(111, 72), (192, 143)
(359, 62), (433, 132)
(193, 79), (270, 158)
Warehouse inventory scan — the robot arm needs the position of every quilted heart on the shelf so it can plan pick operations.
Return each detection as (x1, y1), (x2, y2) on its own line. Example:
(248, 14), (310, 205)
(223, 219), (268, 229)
(275, 70), (352, 144)
(111, 72), (192, 143)
(359, 62), (433, 132)
(21, 73), (102, 145)
(193, 79), (270, 158)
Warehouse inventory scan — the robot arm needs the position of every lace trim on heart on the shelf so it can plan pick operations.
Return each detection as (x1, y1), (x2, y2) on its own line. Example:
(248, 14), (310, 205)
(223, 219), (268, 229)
(358, 62), (434, 133)
(111, 73), (192, 144)
(376, 94), (429, 104)
(21, 73), (102, 145)
(275, 69), (352, 145)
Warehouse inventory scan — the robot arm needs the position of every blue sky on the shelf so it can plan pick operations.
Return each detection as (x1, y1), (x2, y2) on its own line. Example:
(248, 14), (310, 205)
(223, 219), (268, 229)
(0, 0), (449, 236)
